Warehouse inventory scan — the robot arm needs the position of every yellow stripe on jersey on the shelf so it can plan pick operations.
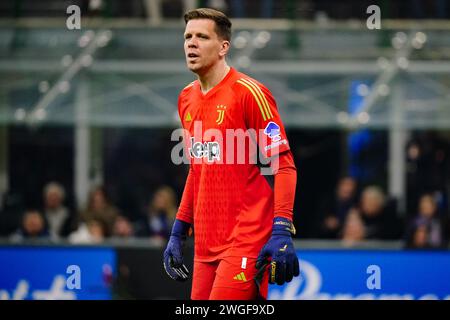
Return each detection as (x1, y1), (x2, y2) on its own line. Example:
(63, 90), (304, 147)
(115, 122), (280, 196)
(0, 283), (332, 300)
(239, 78), (273, 120)
(243, 78), (274, 119)
(237, 79), (268, 121)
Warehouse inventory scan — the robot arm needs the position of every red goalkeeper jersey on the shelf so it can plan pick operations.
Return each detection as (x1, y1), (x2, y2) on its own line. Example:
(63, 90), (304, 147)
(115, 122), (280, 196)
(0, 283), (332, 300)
(176, 67), (293, 261)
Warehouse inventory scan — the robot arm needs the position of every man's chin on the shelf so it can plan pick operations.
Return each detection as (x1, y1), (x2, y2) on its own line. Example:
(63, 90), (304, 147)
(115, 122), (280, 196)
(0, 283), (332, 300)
(187, 64), (203, 74)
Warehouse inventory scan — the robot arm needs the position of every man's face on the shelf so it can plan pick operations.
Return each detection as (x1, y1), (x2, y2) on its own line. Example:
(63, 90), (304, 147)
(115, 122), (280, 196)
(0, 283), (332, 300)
(45, 190), (62, 209)
(184, 19), (227, 74)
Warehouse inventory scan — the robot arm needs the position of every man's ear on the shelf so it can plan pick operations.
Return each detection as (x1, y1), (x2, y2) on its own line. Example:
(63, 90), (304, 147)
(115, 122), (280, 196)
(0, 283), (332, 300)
(219, 40), (230, 57)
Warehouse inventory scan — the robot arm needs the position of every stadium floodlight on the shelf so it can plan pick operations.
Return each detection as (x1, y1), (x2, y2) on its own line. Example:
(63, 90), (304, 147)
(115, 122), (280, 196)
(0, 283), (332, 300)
(26, 29), (113, 126)
(349, 31), (420, 126)
(14, 109), (26, 121)
(61, 55), (73, 67)
(38, 81), (50, 93)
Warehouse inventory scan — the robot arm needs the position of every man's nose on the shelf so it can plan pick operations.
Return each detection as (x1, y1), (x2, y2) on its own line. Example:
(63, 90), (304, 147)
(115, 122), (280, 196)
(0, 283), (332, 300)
(187, 38), (198, 47)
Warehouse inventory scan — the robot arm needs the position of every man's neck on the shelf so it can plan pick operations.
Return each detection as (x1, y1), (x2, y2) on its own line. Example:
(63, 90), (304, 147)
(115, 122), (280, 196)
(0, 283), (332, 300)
(198, 62), (230, 94)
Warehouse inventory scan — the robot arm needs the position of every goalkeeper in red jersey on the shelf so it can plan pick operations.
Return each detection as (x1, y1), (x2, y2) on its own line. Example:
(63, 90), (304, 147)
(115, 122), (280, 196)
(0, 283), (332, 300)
(163, 8), (299, 300)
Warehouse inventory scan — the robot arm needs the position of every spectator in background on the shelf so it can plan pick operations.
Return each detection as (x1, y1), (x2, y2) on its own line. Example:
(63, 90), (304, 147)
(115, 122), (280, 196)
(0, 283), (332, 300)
(340, 208), (366, 246)
(112, 215), (135, 238)
(10, 209), (49, 242)
(135, 185), (177, 241)
(405, 193), (446, 249)
(68, 218), (107, 244)
(319, 176), (358, 238)
(406, 132), (449, 217)
(359, 186), (400, 240)
(42, 182), (75, 239)
(80, 186), (120, 237)
(409, 224), (431, 249)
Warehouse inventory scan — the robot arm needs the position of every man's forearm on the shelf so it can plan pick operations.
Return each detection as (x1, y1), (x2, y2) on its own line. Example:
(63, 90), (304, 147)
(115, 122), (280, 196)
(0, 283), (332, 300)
(176, 166), (194, 224)
(273, 151), (297, 221)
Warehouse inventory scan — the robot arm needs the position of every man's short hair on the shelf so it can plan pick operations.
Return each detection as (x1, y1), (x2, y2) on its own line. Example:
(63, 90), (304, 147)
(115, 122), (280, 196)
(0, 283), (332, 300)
(184, 8), (232, 41)
(43, 182), (66, 200)
(362, 186), (385, 206)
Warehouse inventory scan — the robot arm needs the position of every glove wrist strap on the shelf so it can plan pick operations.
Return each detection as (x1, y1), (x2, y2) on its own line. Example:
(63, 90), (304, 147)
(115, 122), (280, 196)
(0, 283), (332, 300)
(171, 219), (191, 239)
(272, 217), (296, 236)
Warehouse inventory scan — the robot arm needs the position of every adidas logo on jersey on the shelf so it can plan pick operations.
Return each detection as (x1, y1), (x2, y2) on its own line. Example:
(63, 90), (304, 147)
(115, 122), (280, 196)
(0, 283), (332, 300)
(233, 272), (247, 282)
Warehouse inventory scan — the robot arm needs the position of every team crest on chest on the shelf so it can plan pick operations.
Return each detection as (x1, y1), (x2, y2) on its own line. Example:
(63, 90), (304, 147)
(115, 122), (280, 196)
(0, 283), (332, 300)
(215, 105), (227, 125)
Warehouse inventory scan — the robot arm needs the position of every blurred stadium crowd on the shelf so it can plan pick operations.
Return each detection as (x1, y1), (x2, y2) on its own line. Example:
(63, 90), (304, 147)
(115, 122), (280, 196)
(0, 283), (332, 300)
(4, 182), (177, 245)
(0, 130), (449, 249)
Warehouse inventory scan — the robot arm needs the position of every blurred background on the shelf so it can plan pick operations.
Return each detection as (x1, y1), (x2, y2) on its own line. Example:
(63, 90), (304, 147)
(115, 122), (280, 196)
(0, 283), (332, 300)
(0, 0), (450, 300)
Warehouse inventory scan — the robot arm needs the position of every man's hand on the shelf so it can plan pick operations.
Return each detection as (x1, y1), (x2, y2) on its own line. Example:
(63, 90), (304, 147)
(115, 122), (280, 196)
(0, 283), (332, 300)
(256, 217), (300, 285)
(163, 219), (191, 282)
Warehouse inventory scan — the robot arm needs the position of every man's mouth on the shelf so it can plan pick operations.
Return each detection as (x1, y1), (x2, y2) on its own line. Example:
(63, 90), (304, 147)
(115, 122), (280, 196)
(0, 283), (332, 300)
(188, 53), (199, 59)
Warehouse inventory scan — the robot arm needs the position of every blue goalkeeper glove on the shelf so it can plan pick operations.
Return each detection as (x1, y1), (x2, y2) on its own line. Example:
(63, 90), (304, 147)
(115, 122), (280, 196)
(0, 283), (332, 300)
(256, 217), (300, 285)
(163, 219), (191, 282)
